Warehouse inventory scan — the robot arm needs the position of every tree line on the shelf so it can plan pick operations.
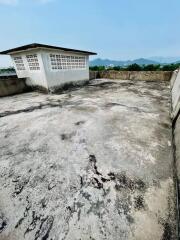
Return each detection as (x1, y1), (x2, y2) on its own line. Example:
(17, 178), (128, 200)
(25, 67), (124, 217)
(1, 64), (180, 73)
(0, 67), (15, 74)
(90, 63), (180, 72)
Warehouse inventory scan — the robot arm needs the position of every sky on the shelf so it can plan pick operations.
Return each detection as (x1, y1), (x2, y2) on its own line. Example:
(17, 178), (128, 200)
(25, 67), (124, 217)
(0, 0), (180, 67)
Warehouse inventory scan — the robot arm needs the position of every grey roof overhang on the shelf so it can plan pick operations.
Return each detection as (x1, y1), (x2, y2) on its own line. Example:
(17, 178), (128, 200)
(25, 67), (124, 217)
(0, 43), (97, 55)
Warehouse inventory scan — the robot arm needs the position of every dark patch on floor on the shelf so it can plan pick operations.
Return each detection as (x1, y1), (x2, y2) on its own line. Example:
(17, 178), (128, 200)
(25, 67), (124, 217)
(0, 102), (62, 118)
(124, 87), (144, 97)
(114, 173), (146, 192)
(85, 155), (147, 226)
(116, 81), (134, 87)
(12, 176), (30, 197)
(90, 177), (103, 189)
(40, 198), (48, 209)
(116, 195), (132, 216)
(89, 155), (102, 176)
(53, 80), (90, 94)
(75, 120), (85, 126)
(104, 102), (152, 114)
(48, 182), (56, 190)
(61, 132), (75, 141)
(24, 211), (42, 236)
(161, 222), (172, 240)
(15, 196), (31, 228)
(84, 81), (122, 93)
(134, 195), (145, 210)
(0, 215), (7, 233)
(89, 81), (117, 88)
(126, 215), (135, 224)
(34, 215), (54, 240)
(86, 200), (104, 218)
(161, 122), (171, 129)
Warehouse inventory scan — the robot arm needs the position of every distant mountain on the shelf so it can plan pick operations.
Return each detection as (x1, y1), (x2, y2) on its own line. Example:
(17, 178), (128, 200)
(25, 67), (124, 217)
(174, 60), (180, 64)
(90, 58), (123, 67)
(131, 58), (159, 65)
(90, 58), (159, 67)
(149, 56), (180, 64)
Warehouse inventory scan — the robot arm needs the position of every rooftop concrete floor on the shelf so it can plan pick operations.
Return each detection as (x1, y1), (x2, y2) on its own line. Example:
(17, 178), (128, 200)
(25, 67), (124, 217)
(0, 79), (177, 240)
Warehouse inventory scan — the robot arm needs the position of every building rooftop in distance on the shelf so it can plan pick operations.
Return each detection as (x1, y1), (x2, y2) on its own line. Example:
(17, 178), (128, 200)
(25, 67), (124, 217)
(0, 43), (97, 55)
(0, 72), (16, 78)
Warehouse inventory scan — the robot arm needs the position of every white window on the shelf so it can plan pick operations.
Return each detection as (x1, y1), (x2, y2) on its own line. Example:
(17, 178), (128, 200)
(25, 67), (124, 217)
(50, 54), (86, 70)
(26, 54), (40, 71)
(13, 56), (25, 71)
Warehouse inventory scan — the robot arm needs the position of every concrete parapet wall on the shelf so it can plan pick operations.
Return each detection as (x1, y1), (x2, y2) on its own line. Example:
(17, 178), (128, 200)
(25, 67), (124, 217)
(0, 76), (28, 97)
(90, 70), (172, 82)
(174, 110), (180, 232)
(89, 71), (99, 80)
(171, 69), (180, 120)
(171, 69), (180, 235)
(129, 71), (172, 81)
(175, 116), (180, 178)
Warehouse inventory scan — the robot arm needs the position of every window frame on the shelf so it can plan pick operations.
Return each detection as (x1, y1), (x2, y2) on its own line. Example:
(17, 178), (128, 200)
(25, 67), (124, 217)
(26, 54), (40, 71)
(13, 56), (26, 71)
(49, 53), (87, 71)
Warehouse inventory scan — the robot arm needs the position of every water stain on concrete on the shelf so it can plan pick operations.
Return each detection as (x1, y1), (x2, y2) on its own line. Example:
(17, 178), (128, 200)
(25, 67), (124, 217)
(0, 79), (177, 240)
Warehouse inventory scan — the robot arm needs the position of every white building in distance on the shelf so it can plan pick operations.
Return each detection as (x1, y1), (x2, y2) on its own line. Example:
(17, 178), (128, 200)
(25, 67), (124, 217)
(0, 43), (97, 92)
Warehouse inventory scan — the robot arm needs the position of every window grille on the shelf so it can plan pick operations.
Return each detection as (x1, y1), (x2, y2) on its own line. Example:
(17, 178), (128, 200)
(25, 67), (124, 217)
(50, 54), (86, 70)
(13, 56), (25, 71)
(26, 54), (40, 71)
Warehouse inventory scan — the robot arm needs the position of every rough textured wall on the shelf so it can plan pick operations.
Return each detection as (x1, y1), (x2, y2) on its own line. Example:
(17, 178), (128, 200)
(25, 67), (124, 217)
(171, 69), (180, 119)
(172, 69), (180, 237)
(175, 116), (180, 181)
(11, 50), (49, 89)
(89, 71), (99, 80)
(99, 71), (130, 80)
(91, 71), (172, 81)
(174, 114), (180, 233)
(42, 50), (89, 90)
(0, 76), (28, 97)
(129, 71), (172, 81)
(170, 70), (179, 89)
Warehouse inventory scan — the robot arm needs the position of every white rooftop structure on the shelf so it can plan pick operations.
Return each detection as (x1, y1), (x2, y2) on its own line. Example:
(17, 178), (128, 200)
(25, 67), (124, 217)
(0, 43), (97, 92)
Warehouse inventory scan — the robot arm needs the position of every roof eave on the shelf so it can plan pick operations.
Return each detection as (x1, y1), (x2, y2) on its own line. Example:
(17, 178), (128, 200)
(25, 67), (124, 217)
(0, 44), (97, 56)
(0, 49), (97, 56)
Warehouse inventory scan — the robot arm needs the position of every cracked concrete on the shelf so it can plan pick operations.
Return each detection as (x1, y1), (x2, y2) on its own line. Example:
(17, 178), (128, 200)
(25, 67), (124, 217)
(0, 79), (177, 239)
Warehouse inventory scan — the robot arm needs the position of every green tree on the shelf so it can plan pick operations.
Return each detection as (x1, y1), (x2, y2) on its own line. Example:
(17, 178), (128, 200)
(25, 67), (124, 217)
(0, 67), (15, 74)
(162, 64), (180, 71)
(143, 64), (161, 71)
(112, 66), (123, 71)
(126, 64), (142, 71)
(89, 66), (105, 71)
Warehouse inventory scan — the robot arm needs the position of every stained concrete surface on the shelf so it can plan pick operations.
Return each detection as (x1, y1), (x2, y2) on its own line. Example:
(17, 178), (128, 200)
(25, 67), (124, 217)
(175, 115), (180, 179)
(0, 79), (177, 240)
(174, 114), (180, 226)
(0, 77), (27, 97)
